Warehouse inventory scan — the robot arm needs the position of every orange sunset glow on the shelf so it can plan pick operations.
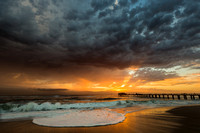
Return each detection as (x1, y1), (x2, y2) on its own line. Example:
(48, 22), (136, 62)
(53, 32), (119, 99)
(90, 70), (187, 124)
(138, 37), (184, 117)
(0, 66), (199, 95)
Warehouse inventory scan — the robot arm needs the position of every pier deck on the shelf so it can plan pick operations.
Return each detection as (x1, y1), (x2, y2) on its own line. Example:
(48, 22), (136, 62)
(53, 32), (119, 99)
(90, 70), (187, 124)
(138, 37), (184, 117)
(118, 93), (200, 100)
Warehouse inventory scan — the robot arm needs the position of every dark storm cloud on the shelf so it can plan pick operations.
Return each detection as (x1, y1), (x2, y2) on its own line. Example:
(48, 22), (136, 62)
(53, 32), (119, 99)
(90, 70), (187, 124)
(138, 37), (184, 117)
(0, 0), (200, 72)
(91, 0), (115, 11)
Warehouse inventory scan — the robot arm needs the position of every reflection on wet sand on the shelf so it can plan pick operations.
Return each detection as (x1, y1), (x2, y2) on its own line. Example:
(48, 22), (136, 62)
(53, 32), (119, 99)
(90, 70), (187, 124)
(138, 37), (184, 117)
(1, 106), (200, 133)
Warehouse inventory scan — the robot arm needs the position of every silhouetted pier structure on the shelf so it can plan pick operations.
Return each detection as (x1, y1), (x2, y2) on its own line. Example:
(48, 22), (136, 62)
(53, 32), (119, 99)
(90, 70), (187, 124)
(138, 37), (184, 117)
(118, 93), (200, 100)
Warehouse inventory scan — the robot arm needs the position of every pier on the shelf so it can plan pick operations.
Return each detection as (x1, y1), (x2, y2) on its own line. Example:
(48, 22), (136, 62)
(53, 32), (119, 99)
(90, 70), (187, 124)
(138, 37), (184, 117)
(118, 93), (200, 100)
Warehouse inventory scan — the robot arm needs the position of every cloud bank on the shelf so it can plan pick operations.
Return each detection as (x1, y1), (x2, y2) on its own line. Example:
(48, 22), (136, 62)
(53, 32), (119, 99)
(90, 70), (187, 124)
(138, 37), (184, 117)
(0, 0), (200, 89)
(0, 0), (199, 69)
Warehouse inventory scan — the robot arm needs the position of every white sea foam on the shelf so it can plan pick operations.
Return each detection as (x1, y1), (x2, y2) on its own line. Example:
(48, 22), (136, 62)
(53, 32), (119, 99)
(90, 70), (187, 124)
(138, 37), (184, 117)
(0, 110), (74, 120)
(32, 109), (125, 127)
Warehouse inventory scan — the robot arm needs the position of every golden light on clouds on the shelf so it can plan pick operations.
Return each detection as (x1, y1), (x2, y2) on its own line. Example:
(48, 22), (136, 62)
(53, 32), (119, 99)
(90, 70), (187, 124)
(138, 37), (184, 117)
(0, 65), (200, 95)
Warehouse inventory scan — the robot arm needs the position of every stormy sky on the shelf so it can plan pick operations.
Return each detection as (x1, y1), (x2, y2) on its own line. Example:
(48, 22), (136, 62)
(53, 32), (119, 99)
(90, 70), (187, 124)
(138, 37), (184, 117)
(0, 0), (200, 95)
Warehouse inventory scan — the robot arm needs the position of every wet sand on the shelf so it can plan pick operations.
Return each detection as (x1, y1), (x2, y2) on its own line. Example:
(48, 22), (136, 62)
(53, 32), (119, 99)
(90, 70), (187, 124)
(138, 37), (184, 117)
(167, 105), (200, 133)
(1, 105), (200, 133)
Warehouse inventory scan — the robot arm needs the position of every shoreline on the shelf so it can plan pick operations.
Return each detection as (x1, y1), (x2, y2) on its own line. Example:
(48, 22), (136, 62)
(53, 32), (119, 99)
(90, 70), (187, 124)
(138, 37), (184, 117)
(0, 105), (200, 133)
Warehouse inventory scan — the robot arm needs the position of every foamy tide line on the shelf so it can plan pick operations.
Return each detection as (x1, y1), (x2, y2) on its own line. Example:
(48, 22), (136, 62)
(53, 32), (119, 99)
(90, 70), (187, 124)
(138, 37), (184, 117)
(0, 109), (126, 127)
(33, 109), (125, 127)
(0, 110), (74, 120)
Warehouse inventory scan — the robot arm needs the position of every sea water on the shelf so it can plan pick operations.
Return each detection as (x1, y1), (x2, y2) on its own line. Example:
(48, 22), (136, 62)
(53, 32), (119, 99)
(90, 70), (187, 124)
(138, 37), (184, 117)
(0, 95), (200, 127)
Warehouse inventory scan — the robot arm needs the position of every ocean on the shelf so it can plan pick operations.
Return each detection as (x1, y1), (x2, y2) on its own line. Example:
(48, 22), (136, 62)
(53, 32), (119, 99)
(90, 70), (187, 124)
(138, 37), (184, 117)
(0, 94), (200, 127)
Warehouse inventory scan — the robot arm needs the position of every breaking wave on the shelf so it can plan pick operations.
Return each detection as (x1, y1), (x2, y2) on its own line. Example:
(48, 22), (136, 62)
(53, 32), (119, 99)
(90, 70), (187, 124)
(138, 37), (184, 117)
(1, 100), (200, 113)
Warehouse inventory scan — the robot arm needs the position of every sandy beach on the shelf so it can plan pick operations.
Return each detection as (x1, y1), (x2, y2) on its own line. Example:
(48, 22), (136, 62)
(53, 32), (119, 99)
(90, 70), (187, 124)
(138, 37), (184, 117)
(1, 105), (200, 133)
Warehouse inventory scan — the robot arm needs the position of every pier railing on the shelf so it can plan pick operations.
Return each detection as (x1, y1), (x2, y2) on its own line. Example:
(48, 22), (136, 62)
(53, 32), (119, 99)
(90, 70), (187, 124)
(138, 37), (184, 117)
(118, 93), (200, 100)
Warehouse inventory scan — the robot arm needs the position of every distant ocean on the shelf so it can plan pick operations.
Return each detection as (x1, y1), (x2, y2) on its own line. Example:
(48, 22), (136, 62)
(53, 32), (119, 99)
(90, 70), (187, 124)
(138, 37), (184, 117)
(1, 94), (200, 127)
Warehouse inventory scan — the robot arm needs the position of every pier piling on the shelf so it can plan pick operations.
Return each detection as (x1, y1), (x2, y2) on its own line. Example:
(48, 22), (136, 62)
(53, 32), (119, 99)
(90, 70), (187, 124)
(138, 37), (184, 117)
(177, 95), (181, 100)
(183, 94), (187, 100)
(172, 95), (175, 99)
(167, 95), (169, 99)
